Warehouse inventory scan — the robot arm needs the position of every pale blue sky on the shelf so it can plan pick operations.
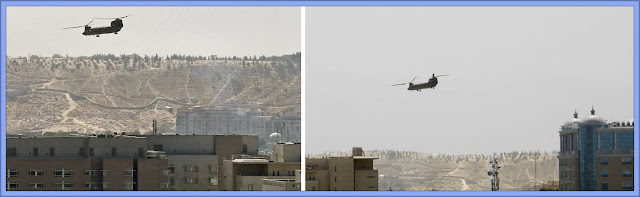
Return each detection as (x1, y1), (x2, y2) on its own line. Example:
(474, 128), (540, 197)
(7, 6), (301, 57)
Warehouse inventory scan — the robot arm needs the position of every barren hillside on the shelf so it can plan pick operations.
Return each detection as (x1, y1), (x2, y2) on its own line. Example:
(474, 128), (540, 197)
(310, 150), (558, 191)
(6, 53), (301, 134)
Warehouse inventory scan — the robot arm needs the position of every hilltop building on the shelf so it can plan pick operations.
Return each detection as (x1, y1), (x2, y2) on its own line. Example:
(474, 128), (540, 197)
(557, 107), (634, 191)
(306, 147), (378, 191)
(175, 107), (300, 145)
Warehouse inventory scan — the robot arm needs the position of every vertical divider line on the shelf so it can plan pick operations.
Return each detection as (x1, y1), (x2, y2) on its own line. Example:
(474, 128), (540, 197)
(300, 5), (306, 192)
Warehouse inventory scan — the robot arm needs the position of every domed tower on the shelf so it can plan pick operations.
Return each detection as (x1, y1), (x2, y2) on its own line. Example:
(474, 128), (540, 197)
(581, 106), (606, 125)
(268, 132), (282, 145)
(561, 110), (582, 130)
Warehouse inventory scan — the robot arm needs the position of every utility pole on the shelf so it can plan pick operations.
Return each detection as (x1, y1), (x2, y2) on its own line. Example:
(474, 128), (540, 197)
(488, 155), (501, 191)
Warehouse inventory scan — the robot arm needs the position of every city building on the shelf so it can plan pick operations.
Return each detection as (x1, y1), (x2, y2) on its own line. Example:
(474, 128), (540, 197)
(175, 107), (300, 147)
(557, 107), (634, 191)
(220, 142), (302, 191)
(305, 147), (378, 191)
(6, 135), (167, 191)
(6, 134), (259, 191)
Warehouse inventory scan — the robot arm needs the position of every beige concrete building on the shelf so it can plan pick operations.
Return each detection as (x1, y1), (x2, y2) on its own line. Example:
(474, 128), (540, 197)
(220, 142), (301, 191)
(557, 109), (634, 191)
(305, 147), (378, 191)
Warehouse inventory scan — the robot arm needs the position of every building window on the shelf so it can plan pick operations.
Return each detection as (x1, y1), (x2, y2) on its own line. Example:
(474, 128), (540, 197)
(123, 181), (135, 190)
(599, 132), (614, 153)
(312, 187), (316, 191)
(102, 170), (112, 176)
(622, 170), (632, 177)
(169, 178), (175, 185)
(168, 165), (175, 174)
(33, 147), (39, 157)
(334, 166), (337, 172)
(50, 147), (55, 157)
(89, 148), (94, 156)
(29, 170), (44, 176)
(54, 169), (73, 177)
(615, 131), (634, 153)
(79, 148), (85, 157)
(600, 157), (608, 165)
(335, 176), (337, 182)
(601, 182), (608, 190)
(185, 178), (198, 184)
(84, 182), (98, 189)
(367, 175), (375, 178)
(154, 144), (163, 151)
(209, 165), (217, 174)
(248, 184), (253, 191)
(622, 158), (632, 165)
(84, 170), (98, 176)
(7, 182), (19, 190)
(29, 183), (44, 189)
(8, 147), (17, 157)
(622, 183), (633, 190)
(184, 165), (198, 172)
(102, 182), (111, 189)
(7, 169), (19, 178)
(209, 177), (218, 186)
(54, 181), (72, 190)
(601, 169), (608, 177)
(123, 170), (135, 177)
(111, 148), (117, 157)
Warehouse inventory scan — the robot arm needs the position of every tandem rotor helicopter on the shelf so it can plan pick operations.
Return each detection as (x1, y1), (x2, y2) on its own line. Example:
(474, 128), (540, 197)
(392, 74), (450, 92)
(63, 15), (131, 37)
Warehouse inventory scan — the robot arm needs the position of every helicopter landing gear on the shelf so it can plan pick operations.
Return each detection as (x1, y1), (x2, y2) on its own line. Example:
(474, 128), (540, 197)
(96, 35), (100, 37)
(114, 32), (118, 34)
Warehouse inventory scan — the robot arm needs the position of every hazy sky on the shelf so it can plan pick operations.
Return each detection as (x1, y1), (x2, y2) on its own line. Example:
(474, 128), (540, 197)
(306, 6), (634, 155)
(6, 6), (300, 57)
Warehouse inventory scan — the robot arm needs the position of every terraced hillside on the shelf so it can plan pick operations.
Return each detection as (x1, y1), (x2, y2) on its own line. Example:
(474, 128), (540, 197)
(311, 150), (558, 191)
(6, 53), (301, 134)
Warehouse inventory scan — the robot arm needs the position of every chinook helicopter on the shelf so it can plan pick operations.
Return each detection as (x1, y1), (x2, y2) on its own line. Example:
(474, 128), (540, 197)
(63, 15), (131, 37)
(392, 74), (450, 92)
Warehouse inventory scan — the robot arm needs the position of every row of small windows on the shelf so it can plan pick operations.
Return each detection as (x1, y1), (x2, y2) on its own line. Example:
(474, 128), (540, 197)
(167, 165), (218, 174)
(7, 147), (144, 157)
(601, 182), (634, 190)
(6, 169), (135, 178)
(167, 177), (218, 186)
(600, 157), (633, 165)
(6, 181), (134, 190)
(600, 169), (633, 177)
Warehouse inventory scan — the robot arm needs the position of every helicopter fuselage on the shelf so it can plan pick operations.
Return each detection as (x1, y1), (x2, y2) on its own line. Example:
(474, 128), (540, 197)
(82, 19), (124, 37)
(408, 77), (438, 91)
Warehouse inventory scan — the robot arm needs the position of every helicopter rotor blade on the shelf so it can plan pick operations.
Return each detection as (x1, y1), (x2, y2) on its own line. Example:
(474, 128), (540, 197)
(93, 15), (132, 20)
(63, 20), (93, 29)
(63, 25), (85, 29)
(391, 83), (408, 86)
(435, 74), (450, 78)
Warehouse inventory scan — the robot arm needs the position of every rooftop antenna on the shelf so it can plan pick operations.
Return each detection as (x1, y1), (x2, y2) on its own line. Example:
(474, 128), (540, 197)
(488, 154), (501, 191)
(152, 119), (157, 135)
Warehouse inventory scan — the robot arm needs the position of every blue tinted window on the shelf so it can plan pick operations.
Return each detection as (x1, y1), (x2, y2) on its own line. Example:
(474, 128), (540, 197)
(599, 132), (614, 153)
(622, 158), (632, 165)
(601, 182), (608, 190)
(622, 170), (632, 177)
(622, 183), (632, 190)
(601, 169), (608, 177)
(600, 157), (608, 165)
(616, 131), (634, 153)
